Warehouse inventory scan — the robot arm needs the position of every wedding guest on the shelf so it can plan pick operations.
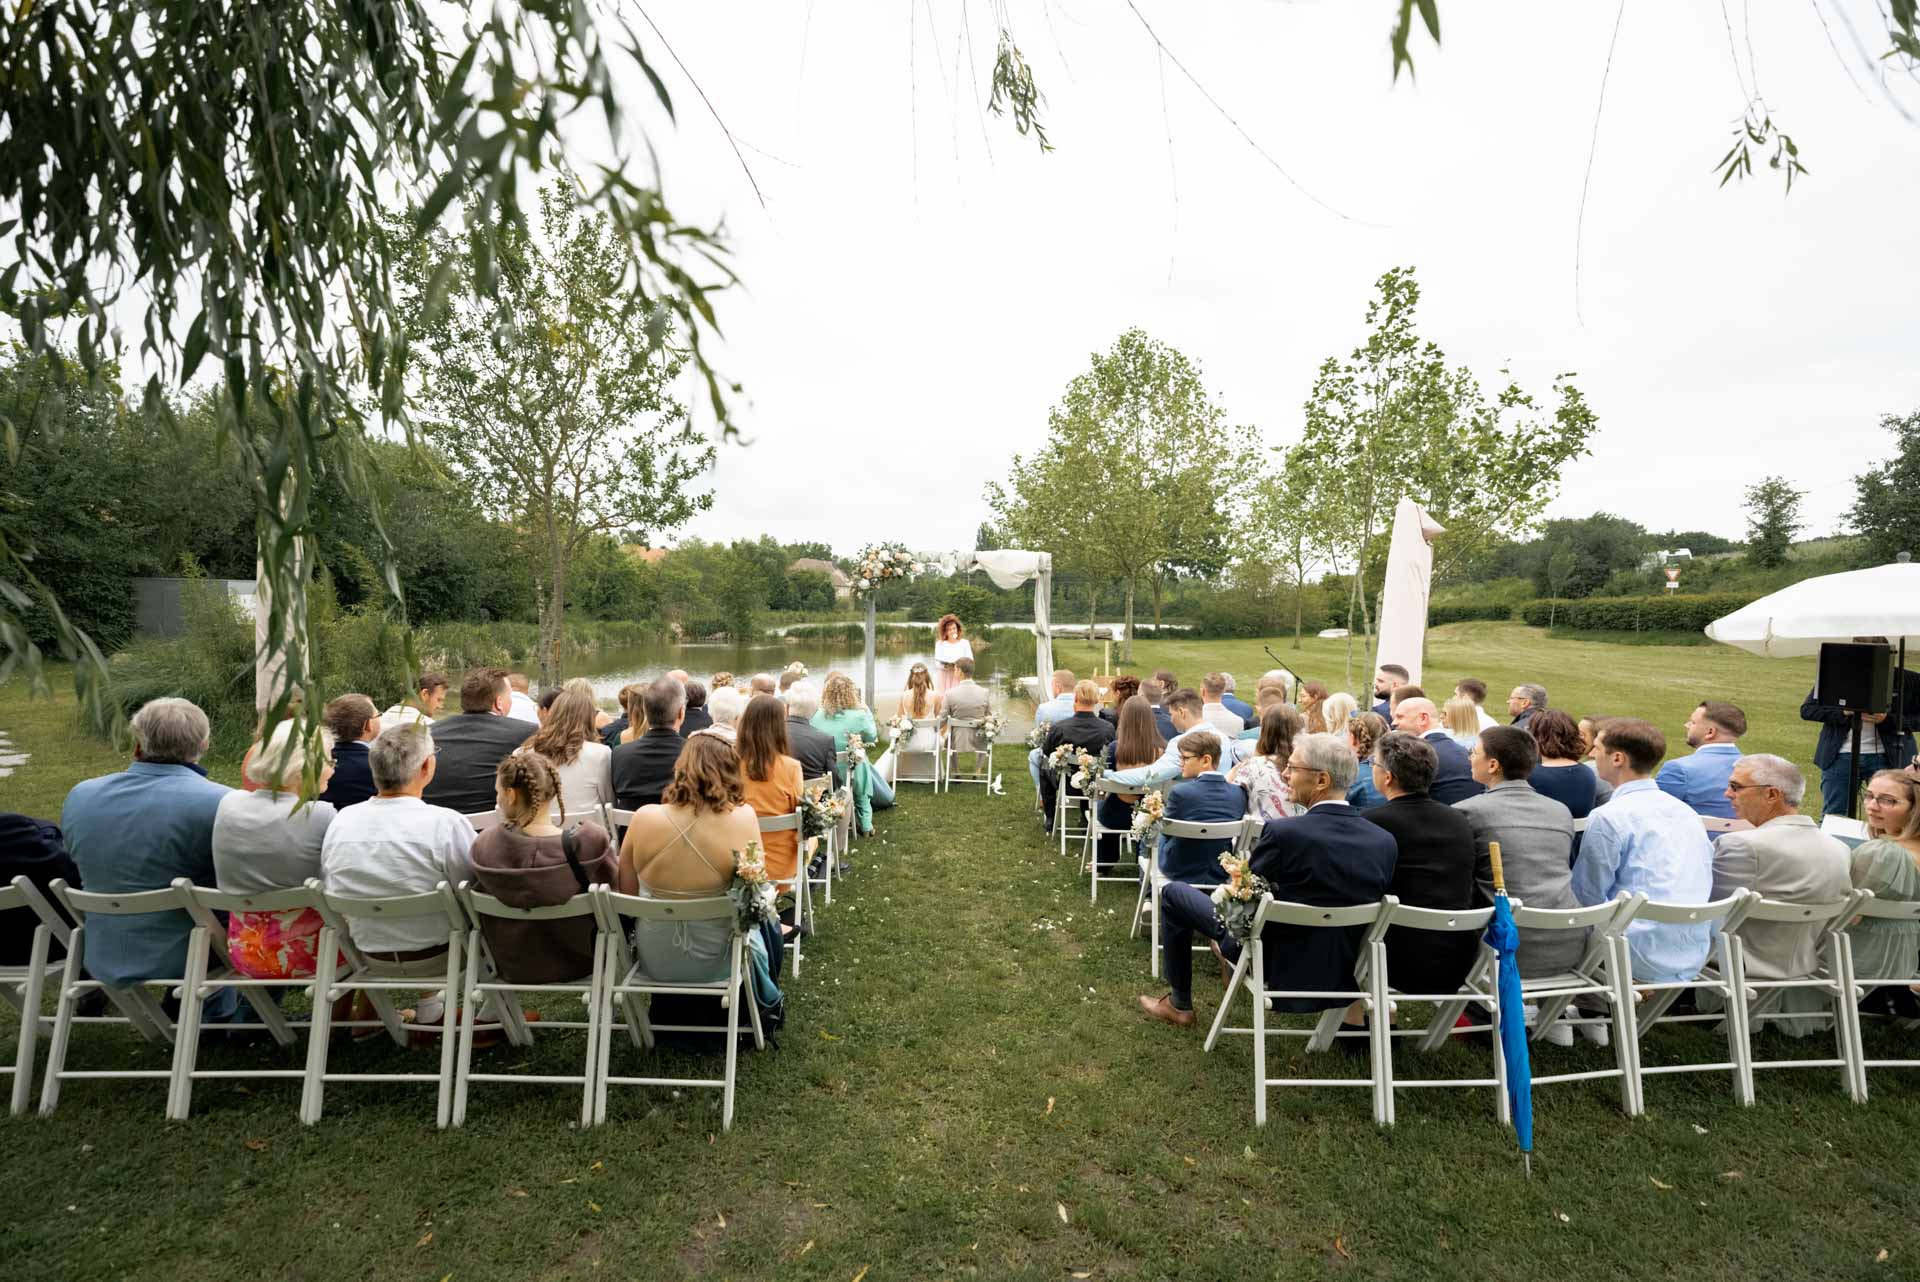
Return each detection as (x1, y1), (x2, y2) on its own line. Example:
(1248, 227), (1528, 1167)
(945, 658), (995, 759)
(213, 719), (337, 980)
(1573, 718), (1714, 983)
(1102, 688), (1228, 791)
(380, 671), (448, 733)
(1440, 695), (1482, 750)
(680, 679), (713, 735)
(1153, 735), (1247, 884)
(422, 668), (540, 815)
(1390, 697), (1484, 804)
(1801, 649), (1920, 817)
(1389, 684), (1426, 712)
(710, 671), (735, 690)
(1371, 664), (1410, 716)
(1455, 678), (1500, 731)
(1220, 673), (1256, 728)
(522, 679), (614, 822)
(1200, 673), (1244, 739)
(610, 677), (688, 811)
(1040, 680), (1117, 832)
(1239, 680), (1289, 741)
(749, 673), (777, 696)
(537, 688), (562, 722)
(1508, 683), (1548, 730)
(1456, 728), (1587, 979)
(1027, 669), (1078, 796)
(62, 698), (238, 1019)
(237, 697), (303, 793)
(1258, 669), (1294, 702)
(1363, 732), (1480, 998)
(783, 681), (839, 782)
(469, 752), (617, 984)
(896, 662), (945, 780)
(1096, 695), (1165, 873)
(705, 685), (746, 743)
(1143, 677), (1177, 741)
(1711, 755), (1851, 993)
(1850, 770), (1920, 1014)
(1528, 710), (1609, 821)
(1322, 691), (1358, 742)
(505, 672), (541, 724)
(778, 663), (807, 695)
(666, 669), (691, 685)
(1577, 715), (1603, 760)
(1152, 670), (1180, 706)
(1345, 712), (1389, 809)
(933, 614), (973, 695)
(1139, 733), (1396, 1030)
(322, 725), (475, 1025)
(1300, 680), (1330, 734)
(0, 812), (81, 966)
(1230, 703), (1304, 822)
(319, 692), (381, 807)
(812, 672), (894, 836)
(737, 694), (808, 888)
(1098, 674), (1141, 727)
(1657, 700), (1746, 820)
(600, 684), (642, 748)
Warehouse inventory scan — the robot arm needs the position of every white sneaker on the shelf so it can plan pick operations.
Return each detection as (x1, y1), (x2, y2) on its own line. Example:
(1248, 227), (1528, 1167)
(1538, 1019), (1574, 1048)
(1576, 1019), (1611, 1048)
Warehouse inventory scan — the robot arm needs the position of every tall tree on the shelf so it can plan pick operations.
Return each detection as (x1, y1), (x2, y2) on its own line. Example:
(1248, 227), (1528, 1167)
(1239, 446), (1332, 648)
(399, 181), (713, 686)
(1847, 411), (1920, 565)
(1743, 475), (1804, 569)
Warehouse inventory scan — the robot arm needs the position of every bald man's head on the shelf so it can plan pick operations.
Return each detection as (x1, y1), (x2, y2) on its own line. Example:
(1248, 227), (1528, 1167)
(1392, 697), (1439, 736)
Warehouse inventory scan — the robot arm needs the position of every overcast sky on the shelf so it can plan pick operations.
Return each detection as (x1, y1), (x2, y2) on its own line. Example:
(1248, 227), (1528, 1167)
(618, 1), (1920, 558)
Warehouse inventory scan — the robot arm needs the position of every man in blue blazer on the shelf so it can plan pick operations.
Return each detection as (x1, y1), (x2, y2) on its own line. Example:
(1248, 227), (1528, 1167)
(1393, 697), (1485, 805)
(1656, 700), (1747, 822)
(1219, 673), (1257, 730)
(1155, 736), (1249, 884)
(1140, 732), (1396, 1028)
(318, 693), (381, 808)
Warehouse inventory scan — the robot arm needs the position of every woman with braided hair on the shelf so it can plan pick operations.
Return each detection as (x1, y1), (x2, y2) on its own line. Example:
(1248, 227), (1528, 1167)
(469, 749), (617, 984)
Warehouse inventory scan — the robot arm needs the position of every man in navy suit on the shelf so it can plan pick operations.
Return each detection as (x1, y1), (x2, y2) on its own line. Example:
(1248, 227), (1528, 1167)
(1371, 664), (1409, 717)
(1392, 696), (1485, 805)
(1219, 673), (1257, 730)
(1140, 733), (1397, 1028)
(1145, 676), (1178, 742)
(318, 693), (381, 808)
(1154, 736), (1249, 885)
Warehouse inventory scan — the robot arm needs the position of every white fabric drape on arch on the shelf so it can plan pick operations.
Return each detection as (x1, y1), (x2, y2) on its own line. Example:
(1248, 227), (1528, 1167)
(1372, 498), (1445, 687)
(914, 549), (1053, 688)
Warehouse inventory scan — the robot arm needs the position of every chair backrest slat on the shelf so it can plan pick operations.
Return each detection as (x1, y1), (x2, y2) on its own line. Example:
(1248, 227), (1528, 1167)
(757, 810), (802, 834)
(1254, 895), (1391, 931)
(57, 882), (189, 916)
(1160, 818), (1248, 841)
(593, 885), (734, 924)
(1636, 892), (1747, 927)
(1850, 889), (1920, 922)
(459, 881), (601, 921)
(1741, 894), (1856, 925)
(1382, 903), (1496, 932)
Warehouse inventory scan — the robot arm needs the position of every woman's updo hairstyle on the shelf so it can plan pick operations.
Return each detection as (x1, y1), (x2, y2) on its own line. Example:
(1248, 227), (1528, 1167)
(497, 750), (565, 828)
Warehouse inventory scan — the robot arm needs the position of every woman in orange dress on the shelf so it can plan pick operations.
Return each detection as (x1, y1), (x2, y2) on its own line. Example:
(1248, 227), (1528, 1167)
(736, 693), (807, 887)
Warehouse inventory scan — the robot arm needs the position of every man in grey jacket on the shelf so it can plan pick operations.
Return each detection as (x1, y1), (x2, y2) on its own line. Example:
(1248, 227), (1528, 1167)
(1711, 755), (1852, 985)
(944, 658), (994, 755)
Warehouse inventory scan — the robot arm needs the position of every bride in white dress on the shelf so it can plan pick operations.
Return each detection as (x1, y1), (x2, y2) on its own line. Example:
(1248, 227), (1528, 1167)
(883, 662), (944, 783)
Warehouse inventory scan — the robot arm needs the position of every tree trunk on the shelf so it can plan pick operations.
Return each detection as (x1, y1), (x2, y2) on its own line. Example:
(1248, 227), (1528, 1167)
(1292, 580), (1305, 649)
(1087, 582), (1097, 645)
(1122, 577), (1136, 664)
(1150, 572), (1164, 632)
(537, 546), (568, 690)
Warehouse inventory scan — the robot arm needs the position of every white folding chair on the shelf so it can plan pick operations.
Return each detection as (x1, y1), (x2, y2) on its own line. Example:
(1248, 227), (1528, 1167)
(465, 809), (506, 833)
(1132, 817), (1260, 978)
(942, 718), (994, 792)
(1352, 903), (1502, 1127)
(40, 880), (291, 1118)
(1205, 896), (1399, 1126)
(1, 877), (66, 1115)
(607, 807), (638, 847)
(452, 882), (606, 1126)
(301, 880), (480, 1128)
(1621, 892), (1757, 1107)
(591, 885), (765, 1131)
(760, 809), (811, 978)
(894, 719), (944, 789)
(1842, 891), (1920, 1101)
(835, 746), (866, 855)
(1081, 778), (1143, 906)
(1052, 764), (1096, 862)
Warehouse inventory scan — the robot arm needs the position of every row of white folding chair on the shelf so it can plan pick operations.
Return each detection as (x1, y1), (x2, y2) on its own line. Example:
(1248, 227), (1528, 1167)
(1128, 815), (1264, 975)
(941, 719), (993, 791)
(1846, 890), (1920, 1099)
(759, 808), (812, 978)
(802, 772), (844, 907)
(2, 877), (72, 1115)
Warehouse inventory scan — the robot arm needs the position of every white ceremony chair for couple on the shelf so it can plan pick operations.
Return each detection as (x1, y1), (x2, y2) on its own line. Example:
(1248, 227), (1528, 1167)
(942, 718), (994, 792)
(893, 719), (944, 789)
(590, 884), (765, 1132)
(1128, 816), (1263, 973)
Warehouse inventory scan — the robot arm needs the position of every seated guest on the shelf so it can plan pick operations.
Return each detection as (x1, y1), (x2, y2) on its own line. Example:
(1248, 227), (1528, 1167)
(1455, 728), (1587, 980)
(1528, 710), (1611, 821)
(0, 812), (81, 964)
(1508, 683), (1548, 730)
(318, 693), (381, 807)
(62, 698), (237, 1017)
(1143, 677), (1177, 741)
(1389, 683), (1425, 713)
(1573, 718), (1715, 983)
(381, 671), (448, 734)
(1219, 673), (1256, 729)
(1440, 695), (1482, 750)
(1101, 687), (1229, 791)
(1657, 700), (1746, 821)
(1455, 678), (1500, 731)
(213, 720), (339, 978)
(422, 667), (540, 815)
(1240, 679), (1290, 741)
(1200, 672), (1244, 738)
(521, 679), (614, 822)
(1299, 680), (1330, 734)
(783, 681), (839, 782)
(1371, 664), (1409, 717)
(1140, 733), (1397, 1029)
(617, 735), (780, 992)
(1097, 674), (1141, 727)
(680, 680), (713, 735)
(469, 751), (617, 984)
(1040, 680), (1118, 831)
(537, 688), (562, 722)
(1321, 691), (1358, 742)
(600, 683), (642, 748)
(1390, 697), (1484, 804)
(1027, 669), (1079, 797)
(1711, 755), (1851, 1001)
(710, 671), (735, 690)
(704, 685), (746, 743)
(610, 677), (688, 811)
(749, 672), (777, 696)
(737, 694), (807, 888)
(1229, 703), (1304, 822)
(945, 658), (996, 756)
(505, 672), (541, 724)
(779, 662), (808, 695)
(1362, 733), (1480, 998)
(1096, 696), (1166, 872)
(1154, 735), (1248, 884)
(1846, 770), (1920, 1013)
(811, 672), (894, 836)
(666, 668), (691, 686)
(1344, 712), (1389, 808)
(321, 726), (475, 1024)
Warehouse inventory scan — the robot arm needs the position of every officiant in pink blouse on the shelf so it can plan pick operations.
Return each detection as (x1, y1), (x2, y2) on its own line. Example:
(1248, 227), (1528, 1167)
(933, 614), (973, 694)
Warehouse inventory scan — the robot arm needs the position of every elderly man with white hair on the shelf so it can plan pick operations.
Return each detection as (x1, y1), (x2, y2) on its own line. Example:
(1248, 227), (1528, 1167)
(61, 698), (240, 1017)
(1391, 696), (1485, 804)
(701, 685), (746, 744)
(783, 680), (838, 781)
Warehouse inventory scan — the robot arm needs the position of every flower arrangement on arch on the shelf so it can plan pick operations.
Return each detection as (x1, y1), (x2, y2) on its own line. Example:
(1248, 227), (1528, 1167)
(730, 840), (781, 932)
(1209, 850), (1273, 944)
(850, 543), (923, 595)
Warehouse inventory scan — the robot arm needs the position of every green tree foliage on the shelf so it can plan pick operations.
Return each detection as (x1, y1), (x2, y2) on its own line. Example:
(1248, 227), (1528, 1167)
(1239, 446), (1333, 647)
(1848, 410), (1920, 565)
(1743, 475), (1804, 569)
(1526, 513), (1651, 600)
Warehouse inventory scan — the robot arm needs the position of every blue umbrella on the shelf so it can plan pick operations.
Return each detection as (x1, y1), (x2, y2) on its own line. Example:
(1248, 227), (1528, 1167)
(1485, 841), (1534, 1177)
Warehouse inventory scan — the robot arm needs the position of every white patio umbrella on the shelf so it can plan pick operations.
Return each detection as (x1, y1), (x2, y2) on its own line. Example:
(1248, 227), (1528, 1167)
(1703, 561), (1920, 658)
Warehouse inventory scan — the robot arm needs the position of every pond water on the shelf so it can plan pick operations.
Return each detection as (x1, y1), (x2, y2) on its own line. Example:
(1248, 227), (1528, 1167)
(558, 635), (1044, 737)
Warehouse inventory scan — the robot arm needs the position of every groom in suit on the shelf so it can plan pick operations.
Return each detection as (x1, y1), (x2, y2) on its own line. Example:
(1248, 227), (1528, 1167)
(945, 657), (994, 755)
(1140, 732), (1397, 1028)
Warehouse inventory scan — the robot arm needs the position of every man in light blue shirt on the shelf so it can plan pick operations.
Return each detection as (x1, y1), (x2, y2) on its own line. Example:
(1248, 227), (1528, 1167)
(1655, 700), (1745, 821)
(1102, 688), (1235, 788)
(1027, 669), (1078, 798)
(1573, 717), (1715, 983)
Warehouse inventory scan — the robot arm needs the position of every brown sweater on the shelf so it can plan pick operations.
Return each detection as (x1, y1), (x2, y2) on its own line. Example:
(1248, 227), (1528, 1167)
(469, 822), (617, 984)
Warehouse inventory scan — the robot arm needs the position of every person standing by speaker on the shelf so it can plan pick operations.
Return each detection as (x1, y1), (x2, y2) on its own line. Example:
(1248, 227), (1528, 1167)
(1801, 638), (1920, 818)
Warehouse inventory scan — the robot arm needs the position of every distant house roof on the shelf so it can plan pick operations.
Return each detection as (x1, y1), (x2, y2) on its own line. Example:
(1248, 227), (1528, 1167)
(789, 557), (852, 588)
(623, 545), (669, 566)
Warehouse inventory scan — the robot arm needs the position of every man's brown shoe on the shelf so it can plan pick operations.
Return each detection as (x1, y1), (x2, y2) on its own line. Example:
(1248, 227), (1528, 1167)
(1137, 993), (1196, 1028)
(1208, 938), (1233, 983)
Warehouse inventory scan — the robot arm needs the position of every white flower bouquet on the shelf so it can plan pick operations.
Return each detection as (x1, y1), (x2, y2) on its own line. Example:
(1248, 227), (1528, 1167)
(800, 783), (845, 839)
(850, 543), (924, 596)
(729, 840), (781, 931)
(885, 712), (916, 738)
(1209, 850), (1273, 944)
(1129, 789), (1167, 842)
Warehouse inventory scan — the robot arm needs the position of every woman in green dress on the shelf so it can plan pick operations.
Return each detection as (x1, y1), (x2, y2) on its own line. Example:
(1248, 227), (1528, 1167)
(810, 672), (894, 836)
(1851, 769), (1920, 1017)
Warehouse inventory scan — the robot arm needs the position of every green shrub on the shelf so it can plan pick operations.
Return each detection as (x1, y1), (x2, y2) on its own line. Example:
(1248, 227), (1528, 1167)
(1520, 593), (1759, 634)
(940, 584), (996, 636)
(107, 578), (257, 756)
(1428, 602), (1516, 625)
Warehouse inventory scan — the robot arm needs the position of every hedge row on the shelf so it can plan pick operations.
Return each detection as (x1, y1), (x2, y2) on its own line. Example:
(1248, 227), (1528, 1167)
(1428, 602), (1518, 625)
(1519, 593), (1759, 633)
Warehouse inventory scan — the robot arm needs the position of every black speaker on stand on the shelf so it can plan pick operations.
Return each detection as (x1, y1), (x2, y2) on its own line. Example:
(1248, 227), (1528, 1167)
(1817, 641), (1893, 820)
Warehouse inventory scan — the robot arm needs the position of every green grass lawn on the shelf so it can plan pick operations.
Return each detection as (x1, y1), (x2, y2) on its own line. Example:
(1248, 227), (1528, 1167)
(2, 628), (1913, 1279)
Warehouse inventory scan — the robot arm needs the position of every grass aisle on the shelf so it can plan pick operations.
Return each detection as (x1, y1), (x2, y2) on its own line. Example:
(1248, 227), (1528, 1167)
(4, 747), (1919, 1279)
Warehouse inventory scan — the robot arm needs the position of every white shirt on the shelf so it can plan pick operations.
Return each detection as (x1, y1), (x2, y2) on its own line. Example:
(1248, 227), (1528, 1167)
(1202, 702), (1245, 739)
(507, 691), (541, 724)
(213, 790), (337, 894)
(546, 741), (614, 822)
(320, 795), (474, 952)
(379, 703), (434, 735)
(1475, 707), (1499, 732)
